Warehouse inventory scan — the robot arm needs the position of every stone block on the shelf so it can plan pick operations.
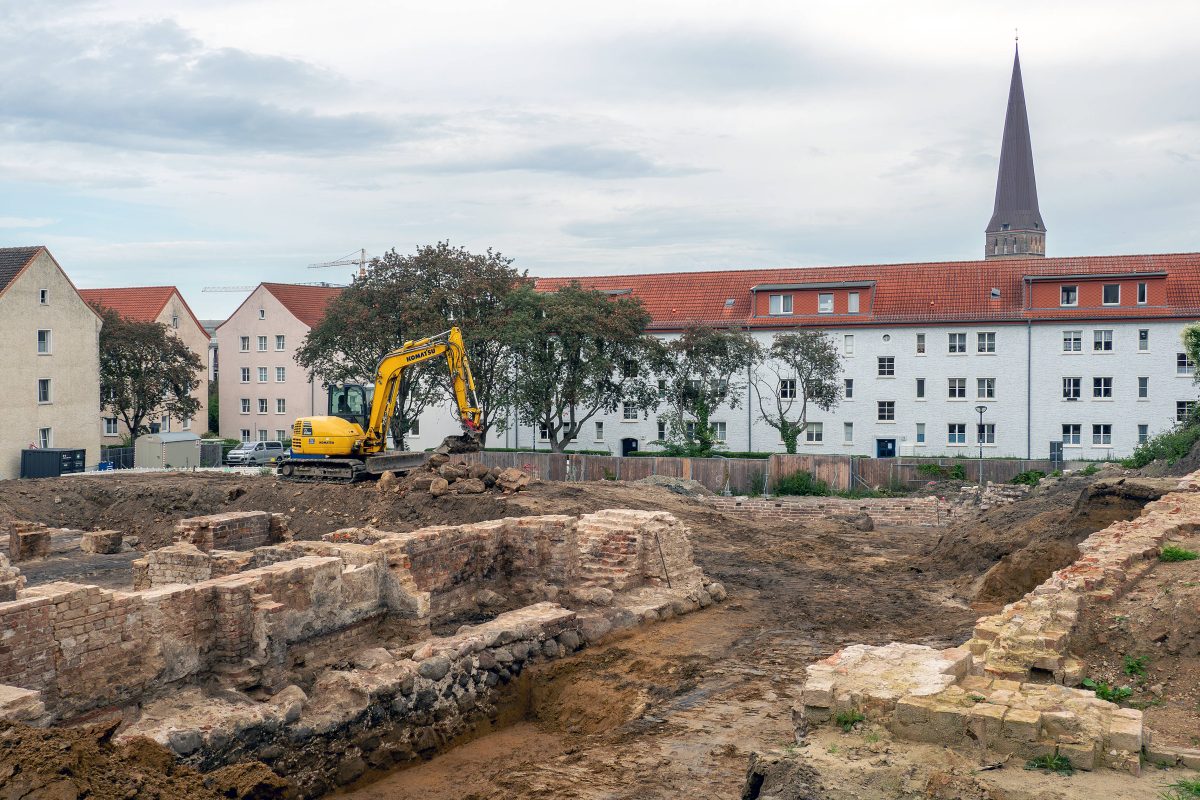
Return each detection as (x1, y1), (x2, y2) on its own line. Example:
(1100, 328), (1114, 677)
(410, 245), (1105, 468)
(1057, 740), (1097, 771)
(1001, 708), (1041, 744)
(0, 684), (45, 721)
(966, 702), (1006, 743)
(1104, 715), (1142, 754)
(80, 530), (123, 555)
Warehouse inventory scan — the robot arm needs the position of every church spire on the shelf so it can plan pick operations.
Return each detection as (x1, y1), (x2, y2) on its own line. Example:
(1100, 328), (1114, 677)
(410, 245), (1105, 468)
(985, 44), (1046, 259)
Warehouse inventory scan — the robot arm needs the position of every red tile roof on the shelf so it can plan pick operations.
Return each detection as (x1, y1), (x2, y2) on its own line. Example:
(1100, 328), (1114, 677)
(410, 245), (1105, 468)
(78, 286), (206, 335)
(262, 282), (342, 328)
(535, 253), (1200, 329)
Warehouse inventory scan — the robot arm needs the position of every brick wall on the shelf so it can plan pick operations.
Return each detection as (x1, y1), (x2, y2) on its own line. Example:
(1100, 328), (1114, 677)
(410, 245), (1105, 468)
(173, 511), (289, 552)
(704, 495), (945, 527)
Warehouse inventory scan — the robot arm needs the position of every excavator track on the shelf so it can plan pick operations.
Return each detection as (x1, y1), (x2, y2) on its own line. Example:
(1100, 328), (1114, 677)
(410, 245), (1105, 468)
(276, 458), (365, 484)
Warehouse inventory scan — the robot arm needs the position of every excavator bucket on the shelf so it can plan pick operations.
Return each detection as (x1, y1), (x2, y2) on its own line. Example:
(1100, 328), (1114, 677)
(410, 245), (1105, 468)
(433, 431), (482, 456)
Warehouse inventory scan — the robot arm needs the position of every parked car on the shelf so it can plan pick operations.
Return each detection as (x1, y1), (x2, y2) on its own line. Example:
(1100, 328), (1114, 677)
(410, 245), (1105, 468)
(225, 440), (285, 466)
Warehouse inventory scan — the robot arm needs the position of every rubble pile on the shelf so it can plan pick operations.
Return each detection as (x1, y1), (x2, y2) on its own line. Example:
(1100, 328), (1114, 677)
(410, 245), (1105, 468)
(377, 454), (531, 498)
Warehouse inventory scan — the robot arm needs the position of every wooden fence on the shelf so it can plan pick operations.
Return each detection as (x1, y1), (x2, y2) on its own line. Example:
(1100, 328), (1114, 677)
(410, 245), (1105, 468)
(466, 450), (1092, 494)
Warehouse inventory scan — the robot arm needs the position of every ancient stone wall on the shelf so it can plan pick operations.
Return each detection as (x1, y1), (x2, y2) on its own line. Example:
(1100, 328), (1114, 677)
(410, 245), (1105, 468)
(173, 511), (289, 552)
(704, 495), (944, 527)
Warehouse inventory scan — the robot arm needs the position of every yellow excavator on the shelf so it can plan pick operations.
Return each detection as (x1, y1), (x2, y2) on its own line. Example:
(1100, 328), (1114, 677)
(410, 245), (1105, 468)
(277, 327), (483, 483)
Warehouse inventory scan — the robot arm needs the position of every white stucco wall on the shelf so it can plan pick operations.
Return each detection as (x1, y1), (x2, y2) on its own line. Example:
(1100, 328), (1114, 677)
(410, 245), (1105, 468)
(0, 251), (102, 478)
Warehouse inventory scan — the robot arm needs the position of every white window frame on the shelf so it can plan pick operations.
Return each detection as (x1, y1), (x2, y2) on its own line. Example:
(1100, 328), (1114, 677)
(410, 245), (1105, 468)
(977, 423), (995, 445)
(36, 329), (51, 354)
(240, 367), (251, 383)
(276, 398), (287, 414)
(104, 418), (119, 436)
(538, 423), (549, 441)
(1138, 424), (1149, 443)
(1177, 401), (1196, 422)
(594, 421), (604, 441)
(1137, 282), (1148, 305)
(779, 378), (797, 399)
(241, 429), (251, 442)
(276, 366), (286, 383)
(1062, 377), (1081, 400)
(915, 422), (926, 444)
(1137, 377), (1148, 399)
(1060, 285), (1078, 307)
(1063, 330), (1082, 353)
(977, 377), (995, 400)
(1092, 424), (1112, 446)
(38, 427), (51, 448)
(258, 398), (268, 414)
(622, 401), (639, 421)
(947, 423), (966, 445)
(1062, 424), (1081, 445)
(948, 333), (966, 354)
(1138, 329), (1149, 352)
(240, 398), (250, 414)
(258, 308), (266, 320)
(257, 335), (268, 352)
(977, 332), (996, 354)
(915, 378), (925, 399)
(240, 336), (250, 352)
(768, 294), (793, 315)
(1093, 330), (1113, 352)
(37, 378), (51, 404)
(844, 378), (854, 399)
(843, 422), (854, 443)
(38, 289), (48, 305)
(1093, 377), (1112, 399)
(258, 367), (268, 383)
(843, 334), (854, 355)
(915, 333), (926, 355)
(712, 421), (727, 442)
(847, 292), (860, 313)
(817, 293), (834, 314)
(1101, 284), (1120, 306)
(1177, 352), (1195, 375)
(877, 356), (895, 377)
(275, 334), (286, 351)
(877, 400), (895, 422)
(948, 378), (966, 399)
(805, 422), (823, 443)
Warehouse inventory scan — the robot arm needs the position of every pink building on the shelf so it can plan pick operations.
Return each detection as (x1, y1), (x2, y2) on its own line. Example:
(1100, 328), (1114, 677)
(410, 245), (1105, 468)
(215, 283), (341, 442)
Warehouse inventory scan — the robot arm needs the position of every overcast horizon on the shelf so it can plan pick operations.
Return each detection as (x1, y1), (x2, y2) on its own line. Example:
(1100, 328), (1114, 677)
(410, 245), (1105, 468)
(1, 0), (1197, 318)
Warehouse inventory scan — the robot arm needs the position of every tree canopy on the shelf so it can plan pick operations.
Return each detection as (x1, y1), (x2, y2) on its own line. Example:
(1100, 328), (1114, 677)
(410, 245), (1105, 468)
(753, 330), (843, 453)
(94, 304), (202, 446)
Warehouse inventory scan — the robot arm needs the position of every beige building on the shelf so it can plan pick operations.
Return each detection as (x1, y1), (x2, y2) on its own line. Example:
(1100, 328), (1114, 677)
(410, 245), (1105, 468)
(78, 286), (210, 441)
(0, 247), (102, 478)
(216, 283), (341, 442)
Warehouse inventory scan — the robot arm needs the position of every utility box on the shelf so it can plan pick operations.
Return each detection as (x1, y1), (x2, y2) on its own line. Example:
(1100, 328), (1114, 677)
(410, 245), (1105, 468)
(134, 432), (202, 469)
(20, 448), (86, 478)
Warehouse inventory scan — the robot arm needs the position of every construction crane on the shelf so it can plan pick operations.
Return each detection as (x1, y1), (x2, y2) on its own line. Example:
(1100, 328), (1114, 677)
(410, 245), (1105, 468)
(309, 248), (371, 278)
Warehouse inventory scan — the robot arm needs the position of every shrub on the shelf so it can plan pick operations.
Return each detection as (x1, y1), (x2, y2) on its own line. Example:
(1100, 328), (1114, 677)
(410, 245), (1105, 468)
(948, 464), (966, 480)
(916, 463), (945, 478)
(1081, 463), (1099, 476)
(1121, 412), (1200, 469)
(1122, 654), (1150, 677)
(834, 710), (864, 732)
(1081, 678), (1133, 704)
(1160, 545), (1199, 562)
(773, 470), (831, 496)
(1011, 470), (1045, 486)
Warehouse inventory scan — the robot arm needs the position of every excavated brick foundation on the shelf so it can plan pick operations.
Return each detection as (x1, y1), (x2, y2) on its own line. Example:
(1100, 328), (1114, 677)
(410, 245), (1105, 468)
(796, 470), (1200, 775)
(0, 508), (722, 796)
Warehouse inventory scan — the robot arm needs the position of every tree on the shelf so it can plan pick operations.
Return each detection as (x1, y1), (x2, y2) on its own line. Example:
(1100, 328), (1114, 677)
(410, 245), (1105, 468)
(655, 326), (761, 456)
(507, 283), (660, 453)
(296, 242), (526, 449)
(753, 331), (844, 453)
(93, 304), (202, 447)
(1184, 323), (1200, 385)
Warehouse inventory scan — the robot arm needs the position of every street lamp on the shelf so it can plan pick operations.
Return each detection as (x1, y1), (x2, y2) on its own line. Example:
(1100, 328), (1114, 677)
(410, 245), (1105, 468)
(974, 404), (988, 486)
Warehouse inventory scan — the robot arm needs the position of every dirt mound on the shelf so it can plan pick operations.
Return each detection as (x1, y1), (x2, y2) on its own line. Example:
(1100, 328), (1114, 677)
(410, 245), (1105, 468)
(926, 475), (1175, 607)
(0, 720), (288, 800)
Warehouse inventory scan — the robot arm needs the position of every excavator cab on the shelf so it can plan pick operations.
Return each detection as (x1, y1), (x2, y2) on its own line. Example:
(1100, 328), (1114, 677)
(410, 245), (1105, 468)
(328, 384), (371, 431)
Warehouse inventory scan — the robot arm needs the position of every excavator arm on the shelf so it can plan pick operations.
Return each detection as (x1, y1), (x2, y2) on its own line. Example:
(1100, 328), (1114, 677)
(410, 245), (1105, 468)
(362, 327), (482, 452)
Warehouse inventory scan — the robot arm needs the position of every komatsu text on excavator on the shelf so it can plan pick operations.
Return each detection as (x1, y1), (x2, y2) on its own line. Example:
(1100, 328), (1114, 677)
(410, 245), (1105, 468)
(277, 327), (482, 483)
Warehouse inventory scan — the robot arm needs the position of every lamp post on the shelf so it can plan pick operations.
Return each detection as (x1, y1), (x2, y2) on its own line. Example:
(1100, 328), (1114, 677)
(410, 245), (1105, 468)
(974, 404), (988, 486)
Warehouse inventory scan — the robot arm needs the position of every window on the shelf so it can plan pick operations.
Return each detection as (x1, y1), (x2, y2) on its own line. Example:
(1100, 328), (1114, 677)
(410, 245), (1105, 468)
(1102, 284), (1120, 305)
(258, 430), (268, 442)
(843, 334), (854, 354)
(1138, 329), (1149, 351)
(622, 401), (638, 420)
(713, 421), (727, 442)
(240, 367), (250, 383)
(1138, 424), (1149, 444)
(1093, 377), (1112, 398)
(877, 401), (895, 421)
(621, 359), (639, 379)
(410, 418), (420, 437)
(1063, 331), (1082, 352)
(255, 367), (266, 383)
(769, 294), (793, 315)
(915, 333), (926, 354)
(240, 336), (250, 352)
(104, 418), (119, 435)
(977, 423), (995, 444)
(258, 399), (268, 413)
(1060, 285), (1078, 306)
(1178, 352), (1195, 375)
(844, 378), (854, 399)
(1062, 377), (1081, 400)
(806, 422), (823, 443)
(817, 293), (834, 314)
(1177, 401), (1196, 422)
(1062, 424), (1081, 445)
(594, 421), (604, 441)
(1093, 330), (1113, 351)
(240, 398), (250, 413)
(276, 367), (286, 382)
(1137, 283), (1148, 304)
(977, 332), (996, 353)
(656, 419), (667, 441)
(38, 289), (48, 305)
(258, 309), (266, 320)
(915, 378), (925, 399)
(275, 335), (286, 351)
(1138, 377), (1149, 398)
(877, 356), (894, 377)
(257, 335), (268, 352)
(37, 378), (50, 403)
(276, 398), (287, 414)
(1092, 424), (1112, 446)
(947, 423), (966, 445)
(847, 292), (860, 313)
(171, 315), (179, 329)
(977, 378), (995, 400)
(779, 379), (797, 399)
(538, 423), (549, 441)
(38, 428), (51, 448)
(276, 430), (287, 442)
(241, 429), (251, 442)
(915, 422), (926, 444)
(948, 333), (967, 353)
(844, 422), (854, 443)
(948, 378), (966, 399)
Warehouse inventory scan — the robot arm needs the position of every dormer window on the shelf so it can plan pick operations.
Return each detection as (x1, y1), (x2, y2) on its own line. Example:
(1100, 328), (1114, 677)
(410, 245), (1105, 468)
(1137, 282), (1148, 304)
(1001, 223), (1010, 231)
(817, 293), (834, 314)
(768, 294), (792, 315)
(1060, 285), (1078, 307)
(1102, 284), (1120, 305)
(847, 292), (860, 313)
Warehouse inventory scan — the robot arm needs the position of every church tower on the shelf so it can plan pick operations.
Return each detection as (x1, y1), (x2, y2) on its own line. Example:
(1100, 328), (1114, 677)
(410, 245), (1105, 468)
(985, 45), (1046, 259)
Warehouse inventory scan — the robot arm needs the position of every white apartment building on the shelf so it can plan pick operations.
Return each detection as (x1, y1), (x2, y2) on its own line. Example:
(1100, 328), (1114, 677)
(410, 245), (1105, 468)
(523, 255), (1200, 460)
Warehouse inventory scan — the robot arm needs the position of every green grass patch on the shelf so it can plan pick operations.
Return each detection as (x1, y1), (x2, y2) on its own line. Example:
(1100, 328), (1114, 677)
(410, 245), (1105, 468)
(1082, 678), (1133, 704)
(1160, 778), (1200, 800)
(1160, 545), (1200, 562)
(834, 710), (864, 733)
(1024, 750), (1074, 775)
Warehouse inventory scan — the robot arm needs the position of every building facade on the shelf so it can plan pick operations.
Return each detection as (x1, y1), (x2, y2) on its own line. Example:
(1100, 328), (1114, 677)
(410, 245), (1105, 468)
(78, 286), (210, 441)
(0, 247), (102, 478)
(215, 283), (341, 442)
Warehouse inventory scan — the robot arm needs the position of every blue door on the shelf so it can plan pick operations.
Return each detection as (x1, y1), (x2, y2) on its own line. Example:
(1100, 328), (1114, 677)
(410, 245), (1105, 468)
(876, 439), (896, 458)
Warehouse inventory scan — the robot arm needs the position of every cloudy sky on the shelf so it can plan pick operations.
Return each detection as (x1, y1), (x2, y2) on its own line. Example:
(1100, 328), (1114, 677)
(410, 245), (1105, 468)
(1, 1), (1197, 318)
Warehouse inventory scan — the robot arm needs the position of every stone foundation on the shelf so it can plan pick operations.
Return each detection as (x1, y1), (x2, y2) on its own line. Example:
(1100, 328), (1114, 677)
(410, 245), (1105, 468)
(795, 470), (1200, 775)
(704, 495), (944, 527)
(6, 521), (52, 561)
(173, 510), (290, 552)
